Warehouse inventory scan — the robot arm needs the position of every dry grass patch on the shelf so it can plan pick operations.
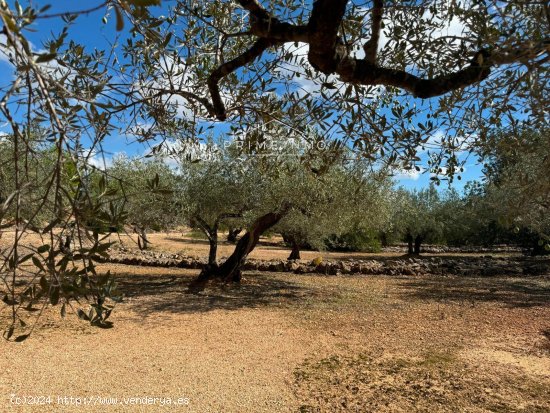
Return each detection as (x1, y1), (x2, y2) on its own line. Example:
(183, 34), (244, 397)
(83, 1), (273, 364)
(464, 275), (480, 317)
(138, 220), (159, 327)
(293, 350), (550, 413)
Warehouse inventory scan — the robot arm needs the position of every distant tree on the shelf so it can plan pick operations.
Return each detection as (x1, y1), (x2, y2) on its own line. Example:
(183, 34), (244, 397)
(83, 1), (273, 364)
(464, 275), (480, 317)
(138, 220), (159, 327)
(277, 159), (393, 259)
(108, 156), (180, 250)
(392, 184), (444, 254)
(178, 141), (261, 266)
(480, 128), (550, 253)
(436, 182), (507, 247)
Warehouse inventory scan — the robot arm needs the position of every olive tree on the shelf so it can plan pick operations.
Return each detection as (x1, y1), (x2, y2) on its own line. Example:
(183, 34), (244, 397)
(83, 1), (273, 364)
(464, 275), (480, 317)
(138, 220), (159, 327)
(108, 155), (180, 250)
(177, 141), (262, 266)
(481, 128), (550, 253)
(391, 184), (444, 254)
(184, 128), (347, 291)
(275, 157), (393, 259)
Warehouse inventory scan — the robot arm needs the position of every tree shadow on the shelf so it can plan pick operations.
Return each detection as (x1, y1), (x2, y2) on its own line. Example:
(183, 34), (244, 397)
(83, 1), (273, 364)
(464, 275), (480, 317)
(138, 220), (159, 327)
(397, 276), (550, 308)
(164, 237), (211, 246)
(163, 236), (285, 248)
(114, 269), (314, 316)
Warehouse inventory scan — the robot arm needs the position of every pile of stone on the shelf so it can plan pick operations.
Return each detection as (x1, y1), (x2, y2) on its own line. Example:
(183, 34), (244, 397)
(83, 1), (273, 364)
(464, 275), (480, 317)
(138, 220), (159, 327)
(383, 244), (523, 254)
(103, 246), (549, 277)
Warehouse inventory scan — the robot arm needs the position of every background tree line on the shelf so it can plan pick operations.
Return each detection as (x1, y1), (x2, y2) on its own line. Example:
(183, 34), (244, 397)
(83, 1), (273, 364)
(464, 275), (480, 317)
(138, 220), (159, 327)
(3, 127), (547, 262)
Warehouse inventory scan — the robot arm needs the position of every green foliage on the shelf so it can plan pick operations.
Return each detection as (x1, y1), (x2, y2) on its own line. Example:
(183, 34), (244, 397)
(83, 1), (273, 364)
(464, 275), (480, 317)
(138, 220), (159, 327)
(108, 155), (181, 232)
(112, 0), (548, 179)
(479, 128), (550, 253)
(390, 184), (445, 245)
(275, 154), (392, 253)
(325, 228), (382, 253)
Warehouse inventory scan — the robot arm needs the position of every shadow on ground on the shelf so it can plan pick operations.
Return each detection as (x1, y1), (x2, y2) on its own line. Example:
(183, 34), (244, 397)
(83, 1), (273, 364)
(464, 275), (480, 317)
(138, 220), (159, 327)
(113, 265), (550, 318)
(115, 270), (315, 316)
(164, 237), (211, 246)
(398, 276), (550, 308)
(163, 237), (285, 249)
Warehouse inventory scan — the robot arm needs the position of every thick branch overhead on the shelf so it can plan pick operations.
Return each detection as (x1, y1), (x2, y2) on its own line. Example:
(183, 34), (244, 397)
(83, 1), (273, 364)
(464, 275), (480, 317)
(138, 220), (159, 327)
(200, 0), (549, 120)
(208, 37), (277, 120)
(363, 0), (383, 64)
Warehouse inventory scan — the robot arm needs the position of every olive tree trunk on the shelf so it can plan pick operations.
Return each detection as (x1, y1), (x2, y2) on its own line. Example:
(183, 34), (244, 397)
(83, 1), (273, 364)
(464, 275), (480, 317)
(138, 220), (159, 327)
(414, 235), (423, 255)
(227, 227), (242, 243)
(134, 225), (149, 250)
(287, 237), (301, 260)
(208, 231), (218, 266)
(194, 216), (219, 267)
(406, 232), (414, 254)
(188, 207), (289, 293)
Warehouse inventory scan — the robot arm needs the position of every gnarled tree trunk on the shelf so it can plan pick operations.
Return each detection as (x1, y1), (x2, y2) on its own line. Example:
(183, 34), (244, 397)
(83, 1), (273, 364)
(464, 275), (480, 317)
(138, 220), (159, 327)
(208, 231), (218, 266)
(227, 227), (242, 243)
(380, 231), (388, 247)
(194, 216), (219, 266)
(134, 225), (149, 250)
(287, 236), (301, 260)
(188, 207), (289, 293)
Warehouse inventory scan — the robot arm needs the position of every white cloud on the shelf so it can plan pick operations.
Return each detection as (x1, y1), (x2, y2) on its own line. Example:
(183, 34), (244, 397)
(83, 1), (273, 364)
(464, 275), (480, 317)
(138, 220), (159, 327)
(276, 42), (320, 97)
(430, 166), (447, 178)
(370, 5), (469, 72)
(88, 154), (113, 170)
(275, 42), (386, 101)
(83, 148), (124, 171)
(135, 55), (233, 122)
(417, 129), (446, 154)
(393, 166), (424, 181)
(0, 34), (10, 64)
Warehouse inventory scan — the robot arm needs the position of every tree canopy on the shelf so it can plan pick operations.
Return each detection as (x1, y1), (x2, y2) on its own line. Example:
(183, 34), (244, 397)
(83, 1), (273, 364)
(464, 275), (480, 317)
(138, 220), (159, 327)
(0, 0), (548, 340)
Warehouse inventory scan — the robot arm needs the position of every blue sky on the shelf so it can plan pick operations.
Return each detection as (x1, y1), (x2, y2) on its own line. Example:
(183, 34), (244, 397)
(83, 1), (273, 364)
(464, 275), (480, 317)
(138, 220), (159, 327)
(0, 0), (486, 192)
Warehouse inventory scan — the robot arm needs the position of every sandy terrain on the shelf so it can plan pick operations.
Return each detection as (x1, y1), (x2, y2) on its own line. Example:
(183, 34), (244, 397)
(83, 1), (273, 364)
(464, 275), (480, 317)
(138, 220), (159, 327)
(1, 231), (549, 412)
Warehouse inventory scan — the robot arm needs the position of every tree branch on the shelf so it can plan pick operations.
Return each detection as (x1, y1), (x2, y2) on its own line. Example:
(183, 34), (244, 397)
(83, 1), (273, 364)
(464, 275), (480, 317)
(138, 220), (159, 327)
(208, 37), (278, 120)
(194, 215), (213, 240)
(488, 39), (550, 65)
(214, 212), (243, 227)
(250, 18), (309, 42)
(363, 0), (383, 64)
(205, 0), (548, 119)
(172, 90), (217, 117)
(307, 0), (349, 73)
(218, 212), (243, 221)
(235, 0), (270, 20)
(336, 51), (490, 98)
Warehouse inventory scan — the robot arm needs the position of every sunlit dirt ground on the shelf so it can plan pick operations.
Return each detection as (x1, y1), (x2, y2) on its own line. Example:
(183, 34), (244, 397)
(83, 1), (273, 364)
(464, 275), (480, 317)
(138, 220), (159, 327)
(1, 231), (549, 412)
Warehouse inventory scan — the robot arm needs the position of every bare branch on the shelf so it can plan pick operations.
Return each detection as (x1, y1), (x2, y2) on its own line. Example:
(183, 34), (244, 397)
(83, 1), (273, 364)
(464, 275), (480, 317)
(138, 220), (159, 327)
(335, 50), (491, 98)
(363, 0), (383, 64)
(208, 38), (277, 120)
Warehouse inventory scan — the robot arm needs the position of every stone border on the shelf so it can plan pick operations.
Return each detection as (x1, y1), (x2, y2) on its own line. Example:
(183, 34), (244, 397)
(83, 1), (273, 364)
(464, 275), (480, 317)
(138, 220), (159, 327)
(102, 248), (549, 277)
